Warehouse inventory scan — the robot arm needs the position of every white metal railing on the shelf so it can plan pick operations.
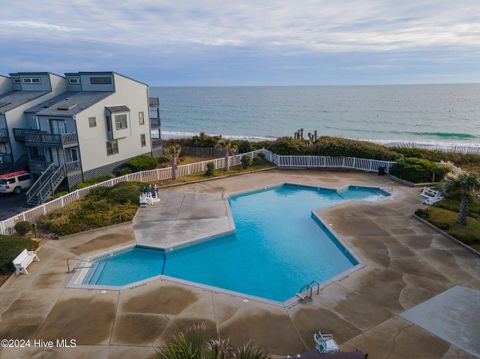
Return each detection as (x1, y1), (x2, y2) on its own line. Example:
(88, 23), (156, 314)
(0, 148), (393, 235)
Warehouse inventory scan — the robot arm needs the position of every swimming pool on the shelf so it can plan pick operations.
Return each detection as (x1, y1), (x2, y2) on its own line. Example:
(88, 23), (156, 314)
(82, 184), (389, 302)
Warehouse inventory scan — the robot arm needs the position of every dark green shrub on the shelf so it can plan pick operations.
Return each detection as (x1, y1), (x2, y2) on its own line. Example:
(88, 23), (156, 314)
(205, 162), (215, 176)
(267, 137), (309, 155)
(72, 174), (115, 190)
(157, 156), (170, 164)
(188, 132), (220, 147)
(241, 155), (253, 169)
(436, 223), (451, 230)
(390, 157), (449, 183)
(0, 236), (38, 274)
(107, 185), (140, 205)
(14, 221), (33, 236)
(311, 137), (401, 160)
(116, 166), (133, 176)
(237, 140), (252, 154)
(415, 208), (429, 219)
(125, 155), (158, 171)
(256, 152), (266, 160)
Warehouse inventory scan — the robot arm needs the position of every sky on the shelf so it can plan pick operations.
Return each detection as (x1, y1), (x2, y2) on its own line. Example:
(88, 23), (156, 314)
(1, 0), (480, 86)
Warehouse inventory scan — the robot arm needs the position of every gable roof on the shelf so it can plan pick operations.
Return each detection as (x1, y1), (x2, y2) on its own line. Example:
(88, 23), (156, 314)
(34, 91), (113, 117)
(0, 91), (49, 114)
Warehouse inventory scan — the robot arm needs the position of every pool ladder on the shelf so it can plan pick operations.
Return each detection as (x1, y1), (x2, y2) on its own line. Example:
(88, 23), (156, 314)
(296, 280), (320, 301)
(66, 256), (91, 273)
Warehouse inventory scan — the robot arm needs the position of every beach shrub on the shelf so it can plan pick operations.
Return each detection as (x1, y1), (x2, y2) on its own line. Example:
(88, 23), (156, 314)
(241, 155), (253, 169)
(125, 155), (158, 171)
(72, 174), (115, 190)
(267, 137), (309, 155)
(205, 162), (215, 176)
(14, 221), (33, 236)
(188, 132), (221, 147)
(0, 235), (38, 274)
(237, 140), (252, 154)
(390, 157), (449, 183)
(38, 182), (145, 236)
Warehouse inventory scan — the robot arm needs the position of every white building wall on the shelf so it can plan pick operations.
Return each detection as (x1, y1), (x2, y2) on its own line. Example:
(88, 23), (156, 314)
(0, 76), (11, 95)
(5, 74), (67, 161)
(75, 74), (151, 173)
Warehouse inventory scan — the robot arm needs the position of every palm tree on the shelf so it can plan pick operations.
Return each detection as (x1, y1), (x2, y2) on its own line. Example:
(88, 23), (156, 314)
(155, 324), (270, 359)
(443, 168), (480, 225)
(217, 138), (238, 171)
(165, 145), (182, 180)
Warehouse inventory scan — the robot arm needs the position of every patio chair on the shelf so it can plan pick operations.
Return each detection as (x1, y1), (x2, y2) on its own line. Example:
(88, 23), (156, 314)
(314, 332), (339, 354)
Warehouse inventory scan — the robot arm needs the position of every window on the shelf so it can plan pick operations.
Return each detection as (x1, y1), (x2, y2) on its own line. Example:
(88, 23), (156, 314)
(114, 114), (128, 130)
(106, 140), (119, 156)
(88, 117), (97, 127)
(22, 77), (41, 84)
(12, 77), (20, 83)
(138, 112), (145, 125)
(69, 77), (80, 84)
(18, 174), (32, 181)
(90, 76), (112, 85)
(140, 134), (146, 147)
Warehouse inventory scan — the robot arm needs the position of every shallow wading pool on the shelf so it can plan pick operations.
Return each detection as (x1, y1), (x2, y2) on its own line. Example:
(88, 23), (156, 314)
(82, 184), (389, 302)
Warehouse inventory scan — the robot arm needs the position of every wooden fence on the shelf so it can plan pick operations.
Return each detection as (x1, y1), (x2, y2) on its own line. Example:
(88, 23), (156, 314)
(0, 149), (394, 235)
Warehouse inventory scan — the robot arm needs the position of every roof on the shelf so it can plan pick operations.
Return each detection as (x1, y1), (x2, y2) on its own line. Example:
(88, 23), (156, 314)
(35, 91), (113, 117)
(9, 72), (64, 78)
(0, 170), (28, 179)
(0, 91), (49, 114)
(106, 105), (129, 113)
(64, 71), (149, 87)
(25, 92), (75, 114)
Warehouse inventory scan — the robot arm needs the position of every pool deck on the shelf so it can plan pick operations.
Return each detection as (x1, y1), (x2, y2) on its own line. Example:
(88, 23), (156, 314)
(1, 169), (479, 359)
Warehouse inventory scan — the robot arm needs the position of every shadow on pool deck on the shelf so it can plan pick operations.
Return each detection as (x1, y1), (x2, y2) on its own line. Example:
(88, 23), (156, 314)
(0, 170), (479, 358)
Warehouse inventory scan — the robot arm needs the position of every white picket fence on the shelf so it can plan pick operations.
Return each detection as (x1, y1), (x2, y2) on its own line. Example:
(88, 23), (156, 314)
(262, 149), (394, 172)
(0, 149), (394, 235)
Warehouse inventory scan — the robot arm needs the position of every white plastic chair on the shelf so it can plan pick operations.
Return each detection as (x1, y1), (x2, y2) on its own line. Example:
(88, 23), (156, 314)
(314, 332), (339, 353)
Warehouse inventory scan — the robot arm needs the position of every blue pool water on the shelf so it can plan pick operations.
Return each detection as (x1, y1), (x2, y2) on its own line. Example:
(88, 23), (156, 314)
(84, 184), (388, 301)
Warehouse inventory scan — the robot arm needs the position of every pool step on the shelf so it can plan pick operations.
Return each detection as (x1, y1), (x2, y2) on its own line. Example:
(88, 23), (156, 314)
(84, 262), (106, 285)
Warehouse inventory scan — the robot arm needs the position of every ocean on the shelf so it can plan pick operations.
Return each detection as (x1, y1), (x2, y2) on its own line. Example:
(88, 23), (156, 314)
(149, 84), (480, 147)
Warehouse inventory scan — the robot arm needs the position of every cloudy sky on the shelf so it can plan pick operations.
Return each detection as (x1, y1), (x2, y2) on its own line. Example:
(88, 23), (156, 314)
(1, 0), (480, 85)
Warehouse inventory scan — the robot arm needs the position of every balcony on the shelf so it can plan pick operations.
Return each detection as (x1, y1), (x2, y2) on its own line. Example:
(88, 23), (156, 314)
(14, 129), (79, 147)
(29, 159), (81, 175)
(0, 128), (8, 142)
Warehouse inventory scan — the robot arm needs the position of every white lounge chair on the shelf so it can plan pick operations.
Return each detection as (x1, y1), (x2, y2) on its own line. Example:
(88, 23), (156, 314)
(12, 249), (39, 275)
(139, 195), (148, 208)
(420, 187), (444, 205)
(314, 332), (339, 354)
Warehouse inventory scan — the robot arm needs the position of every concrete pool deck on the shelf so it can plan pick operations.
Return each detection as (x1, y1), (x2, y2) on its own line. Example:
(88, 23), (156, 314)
(1, 169), (479, 358)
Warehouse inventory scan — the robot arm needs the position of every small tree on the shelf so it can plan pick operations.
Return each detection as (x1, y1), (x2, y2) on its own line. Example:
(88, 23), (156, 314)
(205, 162), (215, 177)
(217, 138), (238, 171)
(443, 168), (480, 225)
(241, 155), (253, 169)
(14, 221), (33, 236)
(165, 145), (182, 180)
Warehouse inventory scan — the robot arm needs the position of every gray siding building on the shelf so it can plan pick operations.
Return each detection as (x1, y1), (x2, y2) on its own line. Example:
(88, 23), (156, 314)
(9, 72), (161, 205)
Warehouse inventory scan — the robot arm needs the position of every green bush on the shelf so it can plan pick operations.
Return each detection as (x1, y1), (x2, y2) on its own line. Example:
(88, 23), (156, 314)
(390, 157), (449, 183)
(256, 152), (266, 160)
(116, 167), (133, 176)
(241, 155), (253, 169)
(0, 235), (38, 274)
(125, 155), (158, 171)
(205, 162), (215, 176)
(237, 140), (252, 154)
(38, 182), (145, 236)
(188, 132), (220, 147)
(267, 137), (309, 155)
(72, 174), (115, 190)
(157, 156), (170, 164)
(14, 221), (33, 236)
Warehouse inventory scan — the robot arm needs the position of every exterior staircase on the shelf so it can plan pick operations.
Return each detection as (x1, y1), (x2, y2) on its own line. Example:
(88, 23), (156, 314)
(26, 163), (67, 206)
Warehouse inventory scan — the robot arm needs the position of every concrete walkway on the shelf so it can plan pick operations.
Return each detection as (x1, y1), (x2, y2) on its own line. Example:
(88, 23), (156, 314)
(0, 170), (479, 359)
(133, 191), (234, 249)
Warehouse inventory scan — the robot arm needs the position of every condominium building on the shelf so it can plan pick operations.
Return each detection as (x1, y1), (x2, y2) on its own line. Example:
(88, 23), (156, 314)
(10, 71), (161, 205)
(0, 72), (67, 172)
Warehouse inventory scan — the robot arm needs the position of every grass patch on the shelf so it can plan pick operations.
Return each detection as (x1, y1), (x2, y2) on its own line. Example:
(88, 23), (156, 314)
(416, 206), (480, 250)
(39, 182), (145, 236)
(0, 235), (39, 275)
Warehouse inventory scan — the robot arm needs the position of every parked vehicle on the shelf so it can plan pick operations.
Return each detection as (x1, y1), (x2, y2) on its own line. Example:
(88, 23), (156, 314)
(0, 171), (33, 194)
